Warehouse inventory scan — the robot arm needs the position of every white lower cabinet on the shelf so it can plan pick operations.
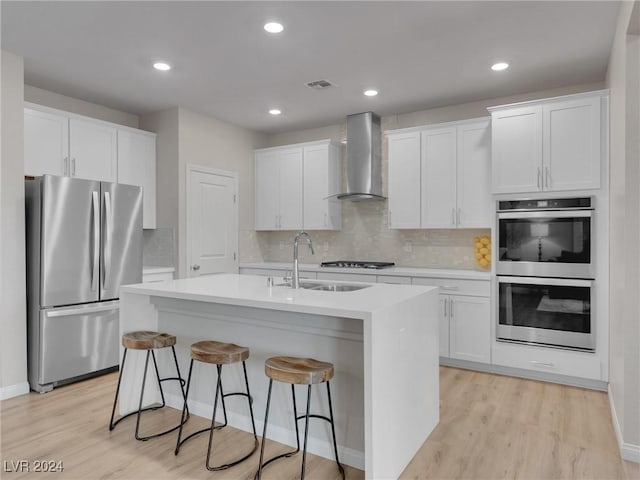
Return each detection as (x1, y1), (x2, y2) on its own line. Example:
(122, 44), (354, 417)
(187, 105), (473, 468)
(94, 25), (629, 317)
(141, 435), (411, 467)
(412, 277), (491, 364)
(448, 295), (490, 363)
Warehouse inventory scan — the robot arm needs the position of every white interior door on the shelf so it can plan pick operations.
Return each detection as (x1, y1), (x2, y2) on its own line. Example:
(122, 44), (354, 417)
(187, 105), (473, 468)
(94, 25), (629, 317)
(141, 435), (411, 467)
(187, 166), (238, 277)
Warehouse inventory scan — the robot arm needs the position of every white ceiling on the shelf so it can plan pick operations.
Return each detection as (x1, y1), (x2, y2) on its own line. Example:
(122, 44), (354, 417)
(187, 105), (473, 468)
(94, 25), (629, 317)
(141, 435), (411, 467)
(1, 1), (620, 134)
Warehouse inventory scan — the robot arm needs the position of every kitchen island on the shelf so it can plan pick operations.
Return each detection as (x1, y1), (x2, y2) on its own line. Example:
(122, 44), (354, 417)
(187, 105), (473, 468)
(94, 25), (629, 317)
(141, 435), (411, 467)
(118, 274), (439, 480)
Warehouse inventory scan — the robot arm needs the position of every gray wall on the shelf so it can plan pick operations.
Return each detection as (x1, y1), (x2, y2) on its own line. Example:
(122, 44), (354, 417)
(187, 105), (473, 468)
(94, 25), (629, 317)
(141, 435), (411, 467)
(141, 108), (267, 278)
(607, 0), (640, 459)
(25, 85), (139, 128)
(0, 51), (27, 396)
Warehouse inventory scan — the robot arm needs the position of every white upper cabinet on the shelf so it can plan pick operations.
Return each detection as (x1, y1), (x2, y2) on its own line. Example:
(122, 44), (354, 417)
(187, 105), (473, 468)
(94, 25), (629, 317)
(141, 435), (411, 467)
(69, 117), (117, 182)
(24, 108), (69, 177)
(421, 126), (457, 228)
(456, 121), (492, 227)
(490, 91), (604, 194)
(117, 129), (157, 229)
(255, 140), (341, 231)
(543, 96), (601, 191)
(278, 147), (304, 230)
(387, 131), (421, 228)
(303, 141), (341, 230)
(387, 118), (491, 229)
(25, 103), (158, 227)
(255, 146), (303, 230)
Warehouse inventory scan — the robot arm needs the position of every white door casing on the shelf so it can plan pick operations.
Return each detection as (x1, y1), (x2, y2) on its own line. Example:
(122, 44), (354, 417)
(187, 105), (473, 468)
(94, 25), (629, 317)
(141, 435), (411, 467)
(186, 165), (238, 277)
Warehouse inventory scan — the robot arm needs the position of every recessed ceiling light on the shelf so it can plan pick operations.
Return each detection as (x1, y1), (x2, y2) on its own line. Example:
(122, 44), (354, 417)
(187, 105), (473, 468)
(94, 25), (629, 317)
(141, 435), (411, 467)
(264, 22), (284, 34)
(269, 109), (282, 116)
(491, 62), (509, 71)
(153, 62), (171, 71)
(364, 89), (379, 97)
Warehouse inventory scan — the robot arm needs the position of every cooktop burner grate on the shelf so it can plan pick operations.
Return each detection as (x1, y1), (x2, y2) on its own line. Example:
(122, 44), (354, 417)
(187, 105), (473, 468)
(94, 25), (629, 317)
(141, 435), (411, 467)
(320, 261), (395, 269)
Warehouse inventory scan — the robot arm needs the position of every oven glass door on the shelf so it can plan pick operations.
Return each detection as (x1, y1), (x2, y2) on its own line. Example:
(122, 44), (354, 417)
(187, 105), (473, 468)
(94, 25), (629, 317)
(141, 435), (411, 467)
(497, 276), (594, 351)
(497, 210), (593, 278)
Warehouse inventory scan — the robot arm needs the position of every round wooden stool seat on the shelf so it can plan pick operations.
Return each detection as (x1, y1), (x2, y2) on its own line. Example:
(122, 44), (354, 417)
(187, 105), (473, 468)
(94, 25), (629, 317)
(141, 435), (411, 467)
(190, 340), (249, 365)
(122, 331), (176, 350)
(265, 356), (334, 385)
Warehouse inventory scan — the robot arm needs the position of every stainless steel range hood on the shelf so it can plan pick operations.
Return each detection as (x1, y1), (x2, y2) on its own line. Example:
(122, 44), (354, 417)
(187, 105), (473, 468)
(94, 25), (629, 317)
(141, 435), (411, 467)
(337, 112), (385, 201)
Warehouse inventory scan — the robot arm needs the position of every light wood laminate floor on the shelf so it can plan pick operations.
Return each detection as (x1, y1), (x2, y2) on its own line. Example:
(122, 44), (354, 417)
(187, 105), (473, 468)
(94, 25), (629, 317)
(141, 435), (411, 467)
(1, 367), (636, 479)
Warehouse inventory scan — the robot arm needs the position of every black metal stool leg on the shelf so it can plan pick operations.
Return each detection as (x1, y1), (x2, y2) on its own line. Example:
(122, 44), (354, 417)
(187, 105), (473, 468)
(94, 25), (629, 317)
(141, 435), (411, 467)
(174, 358), (195, 455)
(256, 378), (273, 480)
(134, 350), (153, 440)
(109, 348), (128, 431)
(205, 364), (224, 470)
(326, 381), (345, 479)
(170, 345), (190, 418)
(256, 382), (303, 479)
(243, 360), (258, 438)
(300, 385), (312, 480)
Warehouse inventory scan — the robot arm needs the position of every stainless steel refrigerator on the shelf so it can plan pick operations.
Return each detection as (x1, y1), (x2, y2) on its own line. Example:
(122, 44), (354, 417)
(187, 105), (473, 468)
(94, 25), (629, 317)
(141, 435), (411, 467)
(25, 175), (143, 392)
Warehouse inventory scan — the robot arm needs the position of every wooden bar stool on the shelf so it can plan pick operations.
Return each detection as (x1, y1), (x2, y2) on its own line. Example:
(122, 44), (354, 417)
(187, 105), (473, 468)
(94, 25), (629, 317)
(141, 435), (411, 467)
(109, 330), (189, 441)
(256, 356), (345, 480)
(174, 340), (259, 471)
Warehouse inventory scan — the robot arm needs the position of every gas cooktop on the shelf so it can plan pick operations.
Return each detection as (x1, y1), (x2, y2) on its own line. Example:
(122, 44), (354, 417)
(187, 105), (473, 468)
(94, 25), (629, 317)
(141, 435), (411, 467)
(320, 261), (395, 269)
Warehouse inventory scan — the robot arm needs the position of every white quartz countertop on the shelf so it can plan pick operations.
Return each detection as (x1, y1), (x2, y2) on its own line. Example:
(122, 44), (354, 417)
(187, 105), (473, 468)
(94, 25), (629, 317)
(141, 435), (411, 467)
(240, 262), (491, 280)
(121, 273), (437, 320)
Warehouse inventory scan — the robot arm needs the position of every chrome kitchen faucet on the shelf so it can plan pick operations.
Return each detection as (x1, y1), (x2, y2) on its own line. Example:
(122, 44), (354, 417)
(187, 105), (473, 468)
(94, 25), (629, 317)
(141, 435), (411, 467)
(292, 231), (314, 289)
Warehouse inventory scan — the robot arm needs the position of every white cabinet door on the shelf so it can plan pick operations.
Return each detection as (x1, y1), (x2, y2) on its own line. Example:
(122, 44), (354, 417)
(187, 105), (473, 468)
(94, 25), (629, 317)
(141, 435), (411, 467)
(278, 147), (303, 230)
(449, 295), (490, 363)
(543, 96), (601, 191)
(24, 108), (69, 177)
(69, 118), (117, 182)
(491, 106), (542, 194)
(117, 129), (156, 228)
(303, 142), (341, 230)
(456, 121), (491, 228)
(439, 295), (450, 357)
(388, 131), (421, 228)
(255, 150), (280, 230)
(421, 126), (457, 228)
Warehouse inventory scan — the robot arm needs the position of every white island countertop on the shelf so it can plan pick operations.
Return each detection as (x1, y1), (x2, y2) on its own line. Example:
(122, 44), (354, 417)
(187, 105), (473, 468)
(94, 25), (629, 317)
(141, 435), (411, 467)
(121, 273), (437, 320)
(119, 274), (439, 480)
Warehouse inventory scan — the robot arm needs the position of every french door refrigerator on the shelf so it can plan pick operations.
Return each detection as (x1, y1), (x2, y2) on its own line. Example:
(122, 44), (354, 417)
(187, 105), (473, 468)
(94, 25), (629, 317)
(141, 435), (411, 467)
(25, 175), (142, 392)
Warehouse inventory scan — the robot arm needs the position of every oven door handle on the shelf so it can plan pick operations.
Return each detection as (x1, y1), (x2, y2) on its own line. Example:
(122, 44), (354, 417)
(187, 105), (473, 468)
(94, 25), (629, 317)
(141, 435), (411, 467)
(497, 276), (593, 288)
(497, 210), (592, 220)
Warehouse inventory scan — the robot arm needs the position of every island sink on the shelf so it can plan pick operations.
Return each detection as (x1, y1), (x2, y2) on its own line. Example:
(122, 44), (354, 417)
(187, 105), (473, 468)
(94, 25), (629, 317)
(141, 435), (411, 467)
(275, 280), (371, 292)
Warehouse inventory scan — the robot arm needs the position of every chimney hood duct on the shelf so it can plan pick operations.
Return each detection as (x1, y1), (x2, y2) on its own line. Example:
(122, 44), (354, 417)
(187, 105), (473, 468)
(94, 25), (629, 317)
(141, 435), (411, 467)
(337, 112), (385, 201)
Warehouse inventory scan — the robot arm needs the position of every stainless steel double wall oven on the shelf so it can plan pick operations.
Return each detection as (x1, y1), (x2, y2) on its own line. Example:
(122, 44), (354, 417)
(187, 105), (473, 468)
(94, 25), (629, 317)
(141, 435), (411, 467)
(496, 197), (595, 351)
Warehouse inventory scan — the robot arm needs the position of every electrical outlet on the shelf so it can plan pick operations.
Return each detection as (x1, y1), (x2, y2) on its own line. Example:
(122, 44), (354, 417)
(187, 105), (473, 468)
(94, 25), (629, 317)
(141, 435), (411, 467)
(279, 241), (285, 250)
(404, 241), (412, 253)
(323, 241), (329, 252)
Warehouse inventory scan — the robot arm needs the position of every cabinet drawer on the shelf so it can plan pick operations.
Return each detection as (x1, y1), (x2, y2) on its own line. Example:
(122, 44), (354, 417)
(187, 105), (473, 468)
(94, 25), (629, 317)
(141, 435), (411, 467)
(411, 277), (490, 297)
(142, 271), (174, 283)
(492, 342), (602, 380)
(376, 275), (411, 285)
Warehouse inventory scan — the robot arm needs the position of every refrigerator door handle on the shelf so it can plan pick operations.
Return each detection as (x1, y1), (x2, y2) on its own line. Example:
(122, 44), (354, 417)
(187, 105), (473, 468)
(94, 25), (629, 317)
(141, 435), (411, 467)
(91, 191), (100, 292)
(103, 191), (113, 289)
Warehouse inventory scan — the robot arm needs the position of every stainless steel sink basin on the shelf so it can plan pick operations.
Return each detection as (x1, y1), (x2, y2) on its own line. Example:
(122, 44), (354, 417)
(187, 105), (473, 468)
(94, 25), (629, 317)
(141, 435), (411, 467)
(274, 280), (371, 292)
(307, 283), (370, 292)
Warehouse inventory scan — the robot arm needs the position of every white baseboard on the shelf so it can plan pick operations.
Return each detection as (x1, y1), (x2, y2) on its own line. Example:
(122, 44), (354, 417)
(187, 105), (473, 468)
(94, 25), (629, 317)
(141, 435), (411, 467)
(166, 393), (364, 470)
(608, 385), (640, 463)
(0, 382), (30, 400)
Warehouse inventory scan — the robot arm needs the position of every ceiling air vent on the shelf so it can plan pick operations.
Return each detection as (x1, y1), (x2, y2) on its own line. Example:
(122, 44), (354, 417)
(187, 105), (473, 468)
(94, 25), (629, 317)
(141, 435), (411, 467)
(305, 79), (335, 90)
